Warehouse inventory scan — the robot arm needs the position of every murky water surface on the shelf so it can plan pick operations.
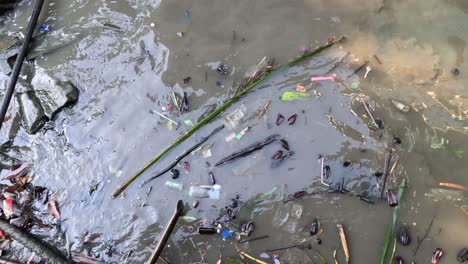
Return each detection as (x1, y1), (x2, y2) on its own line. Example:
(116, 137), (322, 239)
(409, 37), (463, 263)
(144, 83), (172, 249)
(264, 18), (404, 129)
(0, 0), (467, 263)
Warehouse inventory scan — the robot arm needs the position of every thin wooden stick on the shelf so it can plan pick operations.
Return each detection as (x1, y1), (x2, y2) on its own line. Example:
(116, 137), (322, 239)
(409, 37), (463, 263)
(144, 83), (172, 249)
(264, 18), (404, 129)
(256, 99), (272, 119)
(380, 149), (393, 199)
(337, 224), (350, 263)
(413, 216), (436, 256)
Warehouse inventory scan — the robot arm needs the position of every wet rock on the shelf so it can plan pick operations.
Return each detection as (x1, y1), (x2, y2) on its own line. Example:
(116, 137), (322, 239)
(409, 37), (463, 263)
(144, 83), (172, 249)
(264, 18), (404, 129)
(309, 218), (320, 235)
(0, 152), (20, 170)
(15, 90), (46, 134)
(31, 70), (79, 119)
(457, 248), (468, 262)
(397, 226), (411, 246)
(393, 137), (402, 145)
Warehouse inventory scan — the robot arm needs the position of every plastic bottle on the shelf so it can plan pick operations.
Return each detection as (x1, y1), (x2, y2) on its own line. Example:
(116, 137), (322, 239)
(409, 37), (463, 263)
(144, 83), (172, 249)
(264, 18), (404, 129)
(189, 186), (210, 198)
(189, 184), (221, 199)
(165, 181), (183, 191)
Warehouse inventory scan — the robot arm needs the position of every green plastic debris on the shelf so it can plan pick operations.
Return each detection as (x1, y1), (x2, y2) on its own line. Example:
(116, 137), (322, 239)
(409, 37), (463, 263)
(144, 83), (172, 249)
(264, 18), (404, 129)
(255, 185), (278, 202)
(180, 216), (198, 223)
(351, 82), (361, 89)
(184, 119), (194, 127)
(281, 91), (310, 101)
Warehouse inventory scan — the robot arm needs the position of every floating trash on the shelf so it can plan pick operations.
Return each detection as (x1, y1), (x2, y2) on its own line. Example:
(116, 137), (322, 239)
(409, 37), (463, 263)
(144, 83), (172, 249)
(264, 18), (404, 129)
(281, 91), (310, 101)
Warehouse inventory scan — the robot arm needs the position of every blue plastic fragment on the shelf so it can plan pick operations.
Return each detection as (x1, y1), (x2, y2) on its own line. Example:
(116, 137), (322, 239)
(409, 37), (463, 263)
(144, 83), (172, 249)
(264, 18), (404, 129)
(221, 229), (233, 239)
(39, 24), (50, 31)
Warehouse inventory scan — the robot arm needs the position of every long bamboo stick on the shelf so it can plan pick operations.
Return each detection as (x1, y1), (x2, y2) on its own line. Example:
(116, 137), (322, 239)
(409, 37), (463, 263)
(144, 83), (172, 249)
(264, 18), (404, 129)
(112, 36), (345, 198)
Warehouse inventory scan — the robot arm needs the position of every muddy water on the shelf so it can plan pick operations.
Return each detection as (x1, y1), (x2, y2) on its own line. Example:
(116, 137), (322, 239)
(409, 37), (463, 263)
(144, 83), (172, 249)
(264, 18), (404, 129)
(0, 0), (467, 263)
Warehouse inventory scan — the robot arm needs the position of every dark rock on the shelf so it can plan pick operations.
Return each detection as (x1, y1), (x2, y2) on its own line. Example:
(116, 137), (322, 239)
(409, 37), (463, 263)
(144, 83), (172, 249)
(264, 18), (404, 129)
(309, 218), (320, 235)
(0, 0), (18, 16)
(397, 226), (411, 246)
(393, 137), (402, 145)
(170, 169), (180, 179)
(457, 248), (468, 263)
(452, 68), (460, 76)
(15, 90), (46, 134)
(0, 37), (20, 75)
(0, 152), (20, 170)
(229, 199), (238, 208)
(216, 64), (228, 75)
(31, 70), (79, 119)
(375, 119), (384, 129)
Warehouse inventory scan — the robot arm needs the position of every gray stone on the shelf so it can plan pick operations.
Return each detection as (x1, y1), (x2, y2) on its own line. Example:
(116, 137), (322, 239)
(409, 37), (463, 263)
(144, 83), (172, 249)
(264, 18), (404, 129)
(31, 70), (79, 119)
(15, 90), (46, 134)
(0, 151), (20, 170)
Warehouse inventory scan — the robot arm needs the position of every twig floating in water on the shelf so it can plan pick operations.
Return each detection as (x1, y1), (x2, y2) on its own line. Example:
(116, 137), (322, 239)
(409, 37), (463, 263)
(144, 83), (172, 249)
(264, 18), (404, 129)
(256, 99), (272, 119)
(413, 216), (436, 256)
(373, 55), (382, 64)
(283, 190), (308, 203)
(239, 235), (269, 244)
(141, 125), (224, 186)
(348, 60), (369, 77)
(380, 149), (393, 199)
(215, 134), (281, 166)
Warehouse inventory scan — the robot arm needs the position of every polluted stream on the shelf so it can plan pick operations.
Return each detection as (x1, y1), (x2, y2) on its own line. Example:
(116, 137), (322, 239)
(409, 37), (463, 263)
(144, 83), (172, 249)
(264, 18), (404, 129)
(0, 0), (467, 263)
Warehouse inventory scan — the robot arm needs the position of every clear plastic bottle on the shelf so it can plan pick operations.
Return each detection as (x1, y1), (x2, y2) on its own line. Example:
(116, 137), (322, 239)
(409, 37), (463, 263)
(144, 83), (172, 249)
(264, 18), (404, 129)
(165, 181), (183, 191)
(189, 184), (221, 199)
(189, 186), (210, 198)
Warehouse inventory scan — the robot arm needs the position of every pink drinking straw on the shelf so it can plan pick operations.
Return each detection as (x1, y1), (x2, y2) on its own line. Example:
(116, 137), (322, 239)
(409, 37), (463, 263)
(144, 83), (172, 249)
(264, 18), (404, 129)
(310, 73), (337, 82)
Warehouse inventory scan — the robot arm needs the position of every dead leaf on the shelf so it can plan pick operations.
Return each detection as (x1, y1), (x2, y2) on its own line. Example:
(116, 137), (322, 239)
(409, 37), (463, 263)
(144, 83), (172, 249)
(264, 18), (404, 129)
(0, 230), (7, 241)
(2, 184), (26, 194)
(46, 200), (60, 219)
(3, 162), (32, 181)
(18, 176), (33, 185)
